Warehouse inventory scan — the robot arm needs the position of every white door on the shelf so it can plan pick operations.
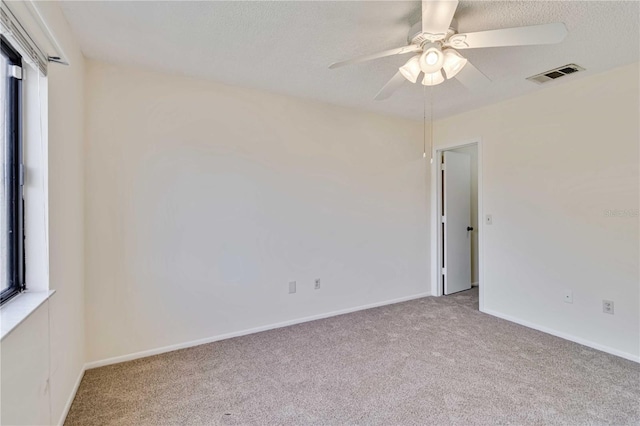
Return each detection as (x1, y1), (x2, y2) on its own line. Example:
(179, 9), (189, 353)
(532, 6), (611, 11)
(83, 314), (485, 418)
(443, 151), (472, 295)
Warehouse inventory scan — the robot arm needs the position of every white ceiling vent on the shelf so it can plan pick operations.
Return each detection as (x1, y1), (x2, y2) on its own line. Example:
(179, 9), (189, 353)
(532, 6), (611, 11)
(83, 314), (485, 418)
(527, 64), (585, 84)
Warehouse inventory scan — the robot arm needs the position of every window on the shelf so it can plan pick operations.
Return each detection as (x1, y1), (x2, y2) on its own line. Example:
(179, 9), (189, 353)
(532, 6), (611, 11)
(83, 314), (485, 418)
(1, 36), (24, 305)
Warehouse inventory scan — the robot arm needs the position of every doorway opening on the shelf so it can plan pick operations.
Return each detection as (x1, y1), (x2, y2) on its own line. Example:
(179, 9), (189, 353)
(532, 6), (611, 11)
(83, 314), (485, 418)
(430, 140), (482, 311)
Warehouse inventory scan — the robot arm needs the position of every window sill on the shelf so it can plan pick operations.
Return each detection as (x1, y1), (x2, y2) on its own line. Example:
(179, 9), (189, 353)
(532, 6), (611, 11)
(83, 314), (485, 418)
(1, 290), (55, 341)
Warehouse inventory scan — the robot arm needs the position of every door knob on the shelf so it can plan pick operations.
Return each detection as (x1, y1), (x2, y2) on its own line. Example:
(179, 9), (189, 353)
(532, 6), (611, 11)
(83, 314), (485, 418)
(467, 226), (474, 231)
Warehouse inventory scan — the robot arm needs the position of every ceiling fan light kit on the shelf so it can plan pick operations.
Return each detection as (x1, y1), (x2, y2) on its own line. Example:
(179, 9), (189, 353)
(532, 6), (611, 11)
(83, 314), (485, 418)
(401, 43), (468, 86)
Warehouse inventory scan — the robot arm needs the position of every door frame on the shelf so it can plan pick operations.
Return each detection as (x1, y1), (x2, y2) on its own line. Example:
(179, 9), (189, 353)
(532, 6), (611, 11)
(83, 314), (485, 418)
(430, 138), (484, 311)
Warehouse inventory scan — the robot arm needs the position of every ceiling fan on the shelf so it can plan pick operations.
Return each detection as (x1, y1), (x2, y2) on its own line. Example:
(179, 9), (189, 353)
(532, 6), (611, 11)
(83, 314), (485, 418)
(329, 0), (568, 100)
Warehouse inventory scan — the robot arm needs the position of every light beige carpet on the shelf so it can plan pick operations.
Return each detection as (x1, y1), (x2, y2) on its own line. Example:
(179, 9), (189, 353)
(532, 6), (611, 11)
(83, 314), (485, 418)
(66, 288), (640, 425)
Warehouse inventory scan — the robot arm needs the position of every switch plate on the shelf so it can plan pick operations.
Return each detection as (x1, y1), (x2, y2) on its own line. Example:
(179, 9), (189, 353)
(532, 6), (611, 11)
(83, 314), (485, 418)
(603, 300), (614, 314)
(314, 279), (321, 290)
(563, 290), (573, 304)
(485, 214), (493, 225)
(289, 281), (296, 294)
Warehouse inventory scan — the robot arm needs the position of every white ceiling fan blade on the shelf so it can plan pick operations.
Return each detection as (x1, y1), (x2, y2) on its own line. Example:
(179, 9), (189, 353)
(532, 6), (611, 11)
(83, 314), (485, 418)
(422, 0), (459, 40)
(449, 22), (568, 49)
(329, 45), (420, 69)
(454, 61), (491, 91)
(374, 71), (406, 101)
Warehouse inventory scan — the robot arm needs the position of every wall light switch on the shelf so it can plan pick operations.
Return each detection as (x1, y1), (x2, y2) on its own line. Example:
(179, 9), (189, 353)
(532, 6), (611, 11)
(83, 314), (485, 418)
(563, 290), (573, 304)
(289, 281), (296, 294)
(485, 214), (493, 225)
(603, 300), (614, 314)
(314, 279), (321, 290)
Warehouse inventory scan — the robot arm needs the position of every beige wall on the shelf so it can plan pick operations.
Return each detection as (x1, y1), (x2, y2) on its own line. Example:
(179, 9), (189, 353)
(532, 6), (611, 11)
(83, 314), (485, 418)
(44, 2), (86, 421)
(435, 62), (639, 359)
(0, 2), (86, 424)
(84, 60), (639, 364)
(1, 304), (51, 425)
(84, 61), (429, 364)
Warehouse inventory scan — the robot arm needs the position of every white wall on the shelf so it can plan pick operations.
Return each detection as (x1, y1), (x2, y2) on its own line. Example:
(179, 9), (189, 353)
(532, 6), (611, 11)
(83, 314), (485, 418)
(450, 144), (478, 284)
(436, 63), (640, 360)
(84, 61), (429, 364)
(0, 1), (86, 424)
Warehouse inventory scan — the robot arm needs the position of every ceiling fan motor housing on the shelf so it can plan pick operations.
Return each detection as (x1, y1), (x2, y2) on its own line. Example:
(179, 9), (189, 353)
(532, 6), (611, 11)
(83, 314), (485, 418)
(407, 19), (458, 45)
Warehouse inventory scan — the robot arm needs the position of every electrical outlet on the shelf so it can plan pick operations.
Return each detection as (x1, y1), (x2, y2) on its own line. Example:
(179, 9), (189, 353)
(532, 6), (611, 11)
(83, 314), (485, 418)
(314, 279), (321, 290)
(563, 290), (573, 304)
(289, 281), (296, 294)
(485, 214), (493, 225)
(603, 300), (614, 314)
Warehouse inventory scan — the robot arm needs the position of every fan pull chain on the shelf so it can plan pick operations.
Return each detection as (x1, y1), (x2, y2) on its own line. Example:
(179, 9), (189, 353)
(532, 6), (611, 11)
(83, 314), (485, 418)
(423, 84), (427, 158)
(422, 80), (435, 163)
(430, 83), (434, 164)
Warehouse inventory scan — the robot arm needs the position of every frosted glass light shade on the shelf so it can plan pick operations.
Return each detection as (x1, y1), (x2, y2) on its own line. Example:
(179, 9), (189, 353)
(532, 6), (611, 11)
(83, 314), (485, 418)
(422, 70), (445, 86)
(399, 55), (422, 83)
(419, 43), (444, 74)
(442, 49), (468, 79)
(425, 51), (439, 65)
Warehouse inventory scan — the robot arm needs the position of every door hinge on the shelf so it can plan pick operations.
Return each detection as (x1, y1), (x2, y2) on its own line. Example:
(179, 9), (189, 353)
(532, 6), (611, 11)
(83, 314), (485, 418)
(442, 267), (446, 275)
(9, 65), (23, 80)
(19, 164), (25, 186)
(441, 215), (446, 223)
(441, 163), (445, 171)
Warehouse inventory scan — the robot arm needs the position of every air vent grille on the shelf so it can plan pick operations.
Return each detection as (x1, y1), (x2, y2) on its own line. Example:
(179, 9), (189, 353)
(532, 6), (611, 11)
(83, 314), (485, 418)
(527, 64), (585, 84)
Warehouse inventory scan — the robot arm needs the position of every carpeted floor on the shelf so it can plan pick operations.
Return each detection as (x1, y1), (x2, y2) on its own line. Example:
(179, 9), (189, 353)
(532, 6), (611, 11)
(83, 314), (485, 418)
(66, 288), (640, 425)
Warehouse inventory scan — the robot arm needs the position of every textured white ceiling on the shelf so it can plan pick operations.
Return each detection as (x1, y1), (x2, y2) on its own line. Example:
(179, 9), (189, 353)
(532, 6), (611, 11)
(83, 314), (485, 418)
(59, 1), (639, 120)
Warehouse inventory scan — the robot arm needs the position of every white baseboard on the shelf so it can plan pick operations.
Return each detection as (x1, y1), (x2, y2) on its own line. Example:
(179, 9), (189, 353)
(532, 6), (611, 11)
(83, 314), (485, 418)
(57, 366), (85, 426)
(482, 308), (640, 363)
(86, 292), (431, 370)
